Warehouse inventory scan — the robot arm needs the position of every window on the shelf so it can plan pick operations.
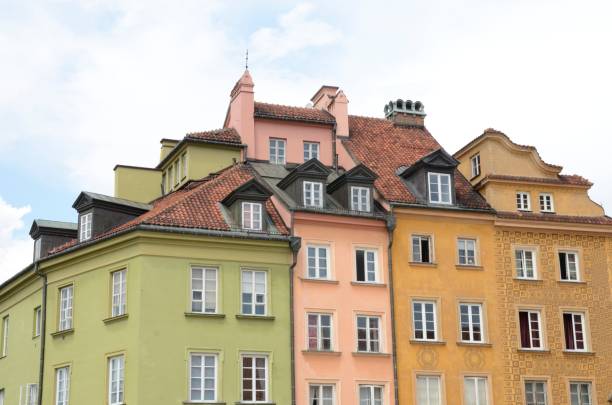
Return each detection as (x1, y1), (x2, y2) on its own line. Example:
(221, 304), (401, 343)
(26, 383), (38, 405)
(34, 238), (42, 260)
(416, 375), (441, 405)
(304, 142), (320, 161)
(55, 367), (70, 405)
(518, 310), (543, 349)
(464, 377), (488, 405)
(309, 384), (334, 405)
(559, 251), (579, 281)
(413, 301), (437, 341)
(175, 160), (181, 184)
(524, 381), (547, 405)
(427, 173), (452, 204)
(1, 316), (8, 357)
(357, 315), (381, 353)
(306, 245), (329, 279)
(191, 267), (217, 314)
(516, 192), (531, 211)
(108, 355), (125, 405)
(190, 353), (217, 402)
(303, 181), (323, 208)
(359, 385), (383, 405)
(162, 172), (167, 194)
(0, 390), (3, 405)
(470, 154), (481, 178)
(355, 248), (378, 283)
(563, 312), (587, 351)
(539, 193), (554, 212)
(459, 303), (483, 343)
(351, 186), (370, 212)
(168, 166), (174, 190)
(412, 235), (432, 263)
(181, 153), (187, 179)
(457, 238), (477, 265)
(269, 138), (286, 164)
(59, 286), (73, 331)
(569, 382), (592, 405)
(241, 355), (268, 403)
(34, 307), (42, 337)
(307, 313), (332, 351)
(515, 249), (537, 279)
(241, 270), (266, 316)
(242, 202), (263, 231)
(79, 212), (92, 241)
(111, 270), (127, 317)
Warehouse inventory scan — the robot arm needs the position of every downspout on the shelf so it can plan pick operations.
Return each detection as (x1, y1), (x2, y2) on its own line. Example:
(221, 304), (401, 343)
(34, 262), (47, 405)
(289, 234), (301, 405)
(386, 210), (399, 405)
(332, 123), (338, 171)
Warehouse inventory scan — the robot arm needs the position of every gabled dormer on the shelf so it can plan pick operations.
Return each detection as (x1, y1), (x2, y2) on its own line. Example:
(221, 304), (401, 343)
(72, 192), (151, 242)
(397, 149), (459, 206)
(29, 220), (78, 260)
(221, 179), (273, 232)
(327, 164), (377, 212)
(276, 159), (331, 209)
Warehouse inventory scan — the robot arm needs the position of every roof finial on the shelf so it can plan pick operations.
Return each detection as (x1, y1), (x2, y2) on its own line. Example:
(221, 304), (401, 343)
(245, 49), (249, 70)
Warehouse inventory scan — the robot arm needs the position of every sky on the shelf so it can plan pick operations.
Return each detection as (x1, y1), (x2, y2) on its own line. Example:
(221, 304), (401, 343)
(1, 0), (611, 282)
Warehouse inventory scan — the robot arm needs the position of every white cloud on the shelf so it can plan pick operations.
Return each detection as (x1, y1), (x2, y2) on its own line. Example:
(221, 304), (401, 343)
(0, 197), (32, 284)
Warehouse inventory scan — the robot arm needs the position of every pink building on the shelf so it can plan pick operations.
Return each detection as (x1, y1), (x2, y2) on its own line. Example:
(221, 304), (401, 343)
(226, 71), (395, 405)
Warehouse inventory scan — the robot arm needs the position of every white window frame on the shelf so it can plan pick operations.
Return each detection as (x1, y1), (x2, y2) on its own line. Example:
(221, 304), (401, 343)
(191, 267), (218, 314)
(412, 300), (438, 341)
(1, 316), (8, 357)
(569, 381), (592, 405)
(241, 354), (268, 403)
(563, 312), (587, 352)
(34, 307), (42, 337)
(189, 353), (218, 403)
(416, 375), (441, 405)
(55, 367), (70, 405)
(306, 313), (333, 351)
(242, 202), (263, 231)
(309, 383), (335, 405)
(516, 192), (531, 211)
(26, 383), (38, 405)
(427, 172), (452, 205)
(559, 251), (580, 281)
(111, 270), (127, 317)
(79, 212), (92, 241)
(459, 303), (484, 343)
(59, 286), (73, 331)
(524, 380), (548, 405)
(269, 138), (286, 165)
(412, 235), (433, 263)
(358, 385), (383, 405)
(350, 186), (371, 212)
(355, 248), (379, 283)
(306, 245), (330, 280)
(108, 355), (125, 405)
(303, 181), (323, 208)
(463, 376), (488, 405)
(470, 154), (481, 178)
(0, 389), (4, 405)
(519, 310), (543, 350)
(539, 193), (554, 212)
(457, 238), (477, 266)
(515, 249), (537, 279)
(356, 315), (382, 353)
(241, 270), (267, 316)
(34, 238), (42, 261)
(303, 142), (320, 161)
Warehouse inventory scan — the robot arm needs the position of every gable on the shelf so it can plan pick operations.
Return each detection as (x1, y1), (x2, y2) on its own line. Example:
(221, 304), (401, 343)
(221, 178), (272, 206)
(276, 158), (331, 190)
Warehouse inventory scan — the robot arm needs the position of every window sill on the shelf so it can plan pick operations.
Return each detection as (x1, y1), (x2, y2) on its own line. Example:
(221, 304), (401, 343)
(235, 315), (275, 321)
(235, 402), (276, 405)
(0, 355), (6, 360)
(350, 281), (387, 287)
(32, 334), (41, 340)
(563, 350), (595, 356)
(557, 280), (587, 285)
(298, 277), (339, 285)
(517, 348), (550, 354)
(409, 339), (446, 345)
(183, 402), (226, 405)
(409, 262), (438, 268)
(513, 278), (543, 283)
(51, 328), (74, 338)
(352, 351), (391, 357)
(103, 314), (129, 324)
(456, 341), (492, 348)
(185, 312), (226, 319)
(301, 350), (341, 356)
(455, 264), (483, 271)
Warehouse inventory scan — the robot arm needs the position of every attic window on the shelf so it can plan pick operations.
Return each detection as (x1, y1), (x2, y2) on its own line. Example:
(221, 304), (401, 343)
(269, 139), (286, 165)
(470, 154), (481, 178)
(351, 186), (370, 212)
(304, 142), (320, 161)
(303, 181), (323, 208)
(428, 173), (452, 205)
(242, 202), (262, 231)
(79, 212), (93, 241)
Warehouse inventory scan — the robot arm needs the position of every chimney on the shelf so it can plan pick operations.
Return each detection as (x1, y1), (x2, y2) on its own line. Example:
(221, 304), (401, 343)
(160, 138), (179, 161)
(311, 85), (349, 136)
(228, 70), (255, 158)
(384, 99), (426, 127)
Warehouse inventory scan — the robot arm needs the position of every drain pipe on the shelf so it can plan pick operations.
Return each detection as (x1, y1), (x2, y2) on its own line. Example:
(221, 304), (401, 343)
(386, 211), (399, 405)
(34, 262), (47, 405)
(289, 236), (301, 405)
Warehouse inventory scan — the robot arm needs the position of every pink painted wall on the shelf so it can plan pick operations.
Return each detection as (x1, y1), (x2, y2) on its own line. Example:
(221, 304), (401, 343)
(293, 212), (394, 405)
(253, 119), (334, 166)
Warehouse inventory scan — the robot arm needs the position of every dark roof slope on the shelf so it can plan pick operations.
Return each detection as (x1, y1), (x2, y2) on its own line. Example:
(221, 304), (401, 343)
(343, 116), (490, 210)
(254, 102), (335, 125)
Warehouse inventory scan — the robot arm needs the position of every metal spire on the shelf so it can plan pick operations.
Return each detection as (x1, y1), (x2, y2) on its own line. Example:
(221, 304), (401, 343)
(245, 49), (249, 70)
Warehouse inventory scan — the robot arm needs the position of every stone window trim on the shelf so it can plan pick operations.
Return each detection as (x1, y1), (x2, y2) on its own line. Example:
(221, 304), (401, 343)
(456, 236), (480, 266)
(455, 298), (489, 344)
(556, 248), (583, 283)
(558, 306), (592, 353)
(410, 296), (444, 343)
(411, 233), (435, 264)
(565, 378), (596, 405)
(520, 375), (552, 405)
(511, 245), (540, 281)
(460, 372), (493, 405)
(515, 304), (548, 351)
(413, 372), (446, 405)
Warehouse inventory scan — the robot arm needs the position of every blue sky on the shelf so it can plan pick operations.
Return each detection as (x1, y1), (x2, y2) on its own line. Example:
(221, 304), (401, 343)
(1, 0), (611, 281)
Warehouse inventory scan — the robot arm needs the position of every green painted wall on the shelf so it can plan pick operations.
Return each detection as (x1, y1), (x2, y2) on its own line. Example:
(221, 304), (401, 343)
(114, 166), (162, 203)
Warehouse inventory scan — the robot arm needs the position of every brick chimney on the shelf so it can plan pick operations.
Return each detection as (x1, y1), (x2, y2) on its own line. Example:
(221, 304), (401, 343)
(311, 85), (349, 136)
(227, 70), (255, 158)
(384, 99), (426, 127)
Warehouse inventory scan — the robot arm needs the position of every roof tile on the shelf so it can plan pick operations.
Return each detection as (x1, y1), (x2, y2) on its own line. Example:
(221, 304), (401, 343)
(186, 128), (242, 144)
(254, 102), (335, 124)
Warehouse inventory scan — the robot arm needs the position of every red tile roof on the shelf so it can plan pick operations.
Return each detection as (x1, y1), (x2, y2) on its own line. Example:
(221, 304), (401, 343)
(254, 102), (335, 125)
(343, 116), (490, 209)
(186, 128), (242, 145)
(477, 174), (592, 188)
(49, 164), (288, 255)
(496, 211), (612, 226)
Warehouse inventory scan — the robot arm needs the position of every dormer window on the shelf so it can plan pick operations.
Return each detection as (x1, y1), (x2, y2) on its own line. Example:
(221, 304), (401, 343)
(428, 173), (451, 204)
(303, 181), (323, 208)
(242, 202), (262, 231)
(351, 186), (370, 212)
(304, 142), (320, 161)
(79, 212), (93, 241)
(539, 193), (554, 212)
(470, 153), (481, 178)
(269, 138), (286, 165)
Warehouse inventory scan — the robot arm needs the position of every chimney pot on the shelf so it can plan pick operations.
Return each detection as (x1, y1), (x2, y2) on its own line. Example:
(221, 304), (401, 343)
(384, 98), (426, 127)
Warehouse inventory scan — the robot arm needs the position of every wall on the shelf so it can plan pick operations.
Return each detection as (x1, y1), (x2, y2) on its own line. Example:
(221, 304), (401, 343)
(114, 166), (162, 203)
